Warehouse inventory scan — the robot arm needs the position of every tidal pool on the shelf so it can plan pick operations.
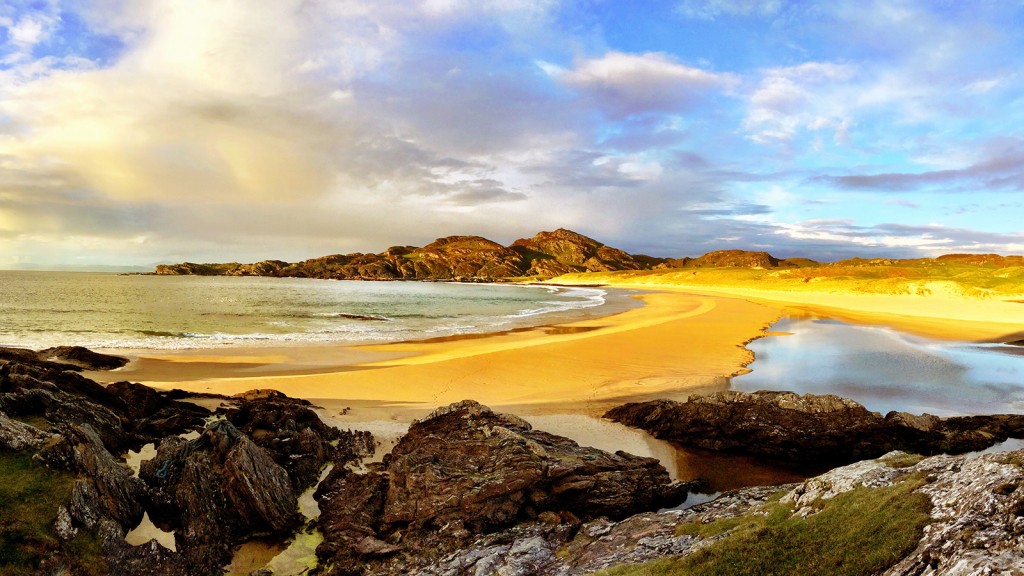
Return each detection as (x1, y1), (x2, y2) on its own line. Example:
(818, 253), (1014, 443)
(733, 317), (1024, 416)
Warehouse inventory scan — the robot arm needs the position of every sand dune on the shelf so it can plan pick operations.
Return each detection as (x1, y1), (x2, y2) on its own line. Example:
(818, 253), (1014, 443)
(551, 270), (1024, 342)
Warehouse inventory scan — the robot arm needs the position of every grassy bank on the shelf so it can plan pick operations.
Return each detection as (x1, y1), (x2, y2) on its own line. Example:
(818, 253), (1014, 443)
(597, 475), (930, 576)
(0, 450), (107, 575)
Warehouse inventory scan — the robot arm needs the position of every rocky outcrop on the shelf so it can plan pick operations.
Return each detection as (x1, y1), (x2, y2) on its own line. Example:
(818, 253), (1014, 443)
(427, 449), (1024, 576)
(606, 391), (1024, 470)
(223, 391), (374, 492)
(38, 346), (129, 370)
(0, 411), (58, 450)
(0, 353), (208, 452)
(139, 420), (300, 570)
(313, 400), (688, 574)
(0, 348), (376, 576)
(510, 228), (647, 275)
(37, 423), (148, 529)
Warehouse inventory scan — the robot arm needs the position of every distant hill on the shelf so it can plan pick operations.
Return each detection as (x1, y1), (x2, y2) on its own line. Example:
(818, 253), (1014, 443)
(154, 230), (1021, 282)
(155, 228), (829, 281)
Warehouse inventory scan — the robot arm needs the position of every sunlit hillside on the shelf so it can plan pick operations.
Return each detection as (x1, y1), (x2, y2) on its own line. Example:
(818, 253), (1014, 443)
(552, 257), (1024, 300)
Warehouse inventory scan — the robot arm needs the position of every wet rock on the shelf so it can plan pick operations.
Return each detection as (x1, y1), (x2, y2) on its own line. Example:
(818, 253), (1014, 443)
(224, 394), (373, 492)
(314, 400), (687, 573)
(140, 419), (300, 571)
(38, 346), (129, 370)
(36, 423), (147, 528)
(606, 391), (1024, 469)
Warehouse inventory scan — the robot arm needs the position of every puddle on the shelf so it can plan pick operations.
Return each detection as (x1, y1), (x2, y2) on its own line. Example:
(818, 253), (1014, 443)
(125, 512), (176, 551)
(522, 414), (681, 480)
(124, 443), (156, 477)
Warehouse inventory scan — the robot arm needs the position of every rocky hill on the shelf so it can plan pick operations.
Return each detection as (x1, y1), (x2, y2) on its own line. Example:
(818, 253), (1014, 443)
(153, 229), (820, 281)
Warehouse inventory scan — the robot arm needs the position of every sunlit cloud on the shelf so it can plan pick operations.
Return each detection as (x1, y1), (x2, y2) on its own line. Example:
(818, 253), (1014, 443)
(0, 0), (1022, 268)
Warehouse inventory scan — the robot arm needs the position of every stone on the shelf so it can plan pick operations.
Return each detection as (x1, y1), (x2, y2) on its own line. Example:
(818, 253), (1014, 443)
(606, 391), (1024, 470)
(313, 400), (688, 574)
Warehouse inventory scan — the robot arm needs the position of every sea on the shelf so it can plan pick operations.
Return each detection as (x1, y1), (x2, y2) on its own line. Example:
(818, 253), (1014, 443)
(0, 271), (618, 350)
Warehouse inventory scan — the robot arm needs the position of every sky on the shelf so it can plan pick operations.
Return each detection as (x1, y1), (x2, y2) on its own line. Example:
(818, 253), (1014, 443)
(1, 0), (1023, 268)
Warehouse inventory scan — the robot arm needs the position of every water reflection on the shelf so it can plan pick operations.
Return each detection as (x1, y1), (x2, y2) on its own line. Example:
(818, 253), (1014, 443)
(733, 318), (1024, 416)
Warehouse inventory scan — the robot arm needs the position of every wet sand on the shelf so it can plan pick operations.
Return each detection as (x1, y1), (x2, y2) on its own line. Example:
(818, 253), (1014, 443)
(92, 291), (781, 420)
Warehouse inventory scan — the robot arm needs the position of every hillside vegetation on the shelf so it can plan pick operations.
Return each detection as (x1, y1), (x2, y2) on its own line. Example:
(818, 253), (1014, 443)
(553, 256), (1024, 299)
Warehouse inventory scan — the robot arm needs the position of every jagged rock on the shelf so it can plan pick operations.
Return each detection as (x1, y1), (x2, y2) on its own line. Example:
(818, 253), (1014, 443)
(0, 354), (209, 451)
(884, 452), (1024, 575)
(606, 391), (1024, 469)
(140, 419), (300, 571)
(105, 381), (209, 442)
(314, 400), (687, 574)
(35, 423), (147, 529)
(224, 395), (374, 492)
(0, 412), (58, 450)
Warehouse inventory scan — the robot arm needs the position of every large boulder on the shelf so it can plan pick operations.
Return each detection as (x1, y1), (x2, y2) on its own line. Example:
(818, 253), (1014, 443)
(606, 391), (1024, 469)
(140, 419), (300, 571)
(224, 392), (374, 492)
(314, 400), (687, 573)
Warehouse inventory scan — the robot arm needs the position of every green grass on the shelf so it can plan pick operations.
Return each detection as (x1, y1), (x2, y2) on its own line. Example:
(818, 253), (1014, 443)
(599, 476), (931, 576)
(0, 451), (108, 575)
(556, 261), (1024, 297)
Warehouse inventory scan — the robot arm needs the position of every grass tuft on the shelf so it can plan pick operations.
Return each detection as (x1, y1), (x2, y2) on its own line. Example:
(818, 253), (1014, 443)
(599, 475), (931, 576)
(0, 450), (108, 575)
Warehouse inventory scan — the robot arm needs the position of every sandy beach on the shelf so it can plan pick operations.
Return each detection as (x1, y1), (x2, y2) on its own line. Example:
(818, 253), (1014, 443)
(90, 275), (1024, 431)
(94, 290), (782, 423)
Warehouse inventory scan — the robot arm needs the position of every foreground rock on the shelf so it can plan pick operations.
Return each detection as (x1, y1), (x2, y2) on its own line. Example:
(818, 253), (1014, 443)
(222, 389), (375, 493)
(0, 348), (376, 575)
(606, 391), (1024, 469)
(429, 449), (1024, 575)
(313, 400), (689, 574)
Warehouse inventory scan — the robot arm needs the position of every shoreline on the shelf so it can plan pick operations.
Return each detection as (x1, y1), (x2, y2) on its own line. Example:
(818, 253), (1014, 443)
(88, 289), (783, 421)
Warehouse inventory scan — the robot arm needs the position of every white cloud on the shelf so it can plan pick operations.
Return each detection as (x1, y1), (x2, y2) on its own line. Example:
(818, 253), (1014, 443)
(743, 62), (858, 145)
(550, 51), (734, 118)
(677, 0), (783, 20)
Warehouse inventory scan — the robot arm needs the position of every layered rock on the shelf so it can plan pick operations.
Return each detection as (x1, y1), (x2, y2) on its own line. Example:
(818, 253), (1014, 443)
(606, 391), (1024, 469)
(140, 420), (300, 570)
(0, 353), (208, 451)
(426, 450), (1024, 575)
(223, 390), (374, 492)
(0, 349), (376, 576)
(313, 400), (688, 574)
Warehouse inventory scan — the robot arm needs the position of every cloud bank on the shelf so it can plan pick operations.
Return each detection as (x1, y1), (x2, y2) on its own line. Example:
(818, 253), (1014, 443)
(0, 0), (1021, 267)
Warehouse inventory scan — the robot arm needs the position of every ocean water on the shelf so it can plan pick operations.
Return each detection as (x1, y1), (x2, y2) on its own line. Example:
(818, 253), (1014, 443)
(733, 317), (1024, 416)
(0, 271), (612, 350)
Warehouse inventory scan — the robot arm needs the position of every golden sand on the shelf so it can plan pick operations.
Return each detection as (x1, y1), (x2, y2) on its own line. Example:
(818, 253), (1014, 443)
(551, 273), (1024, 343)
(93, 274), (1023, 424)
(96, 291), (780, 419)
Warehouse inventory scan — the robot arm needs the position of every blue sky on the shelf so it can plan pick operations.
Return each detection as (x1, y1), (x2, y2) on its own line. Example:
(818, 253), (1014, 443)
(0, 0), (1022, 267)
